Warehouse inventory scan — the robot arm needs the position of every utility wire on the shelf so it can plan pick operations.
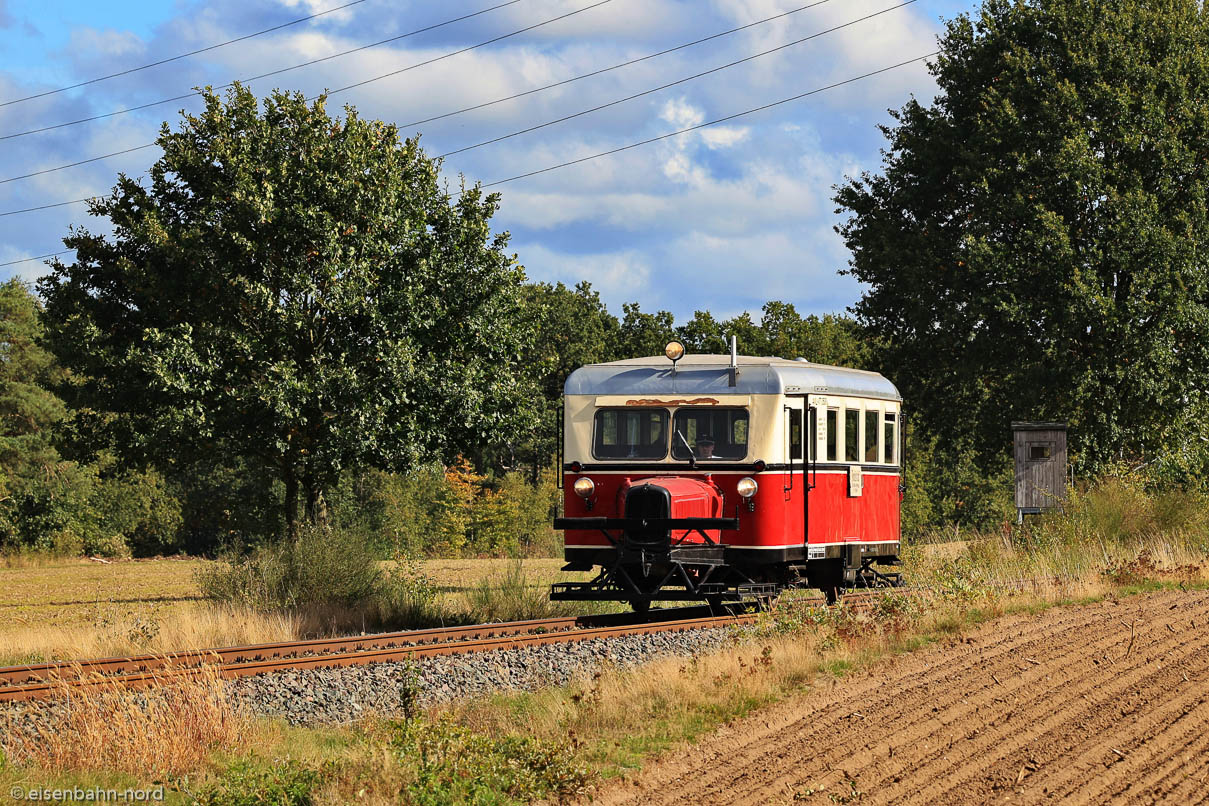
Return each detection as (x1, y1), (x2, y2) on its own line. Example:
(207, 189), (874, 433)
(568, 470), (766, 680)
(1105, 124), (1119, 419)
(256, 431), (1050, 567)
(437, 0), (916, 159)
(0, 52), (936, 219)
(402, 0), (832, 128)
(0, 0), (860, 185)
(479, 53), (938, 189)
(0, 145), (158, 185)
(317, 0), (611, 97)
(1, 0), (524, 141)
(0, 0), (611, 186)
(1, 0), (372, 108)
(0, 197), (99, 217)
(0, 250), (74, 269)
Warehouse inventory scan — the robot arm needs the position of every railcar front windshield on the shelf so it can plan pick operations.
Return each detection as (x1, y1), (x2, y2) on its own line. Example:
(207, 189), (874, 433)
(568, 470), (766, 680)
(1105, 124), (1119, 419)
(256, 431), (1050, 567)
(593, 408), (668, 459)
(670, 407), (749, 461)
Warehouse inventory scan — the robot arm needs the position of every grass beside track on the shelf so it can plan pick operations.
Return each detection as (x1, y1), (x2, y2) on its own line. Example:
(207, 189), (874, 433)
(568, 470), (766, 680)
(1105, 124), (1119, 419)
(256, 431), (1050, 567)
(0, 557), (599, 667)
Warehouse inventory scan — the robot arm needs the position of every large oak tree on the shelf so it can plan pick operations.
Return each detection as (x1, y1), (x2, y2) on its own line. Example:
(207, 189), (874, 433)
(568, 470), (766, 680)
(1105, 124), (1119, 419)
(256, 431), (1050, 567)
(835, 0), (1209, 474)
(41, 85), (531, 537)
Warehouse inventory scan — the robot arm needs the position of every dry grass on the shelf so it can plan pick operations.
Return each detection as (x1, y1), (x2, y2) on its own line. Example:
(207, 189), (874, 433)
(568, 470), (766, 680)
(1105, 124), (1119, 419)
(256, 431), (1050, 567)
(445, 594), (931, 777)
(0, 556), (588, 666)
(0, 604), (300, 667)
(0, 662), (247, 777)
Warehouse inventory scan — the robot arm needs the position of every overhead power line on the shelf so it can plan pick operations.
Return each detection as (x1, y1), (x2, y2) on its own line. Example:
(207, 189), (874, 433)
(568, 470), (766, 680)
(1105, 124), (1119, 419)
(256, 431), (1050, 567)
(1, 0), (524, 141)
(0, 0), (611, 185)
(1, 0), (373, 108)
(0, 52), (936, 219)
(402, 0), (833, 128)
(0, 250), (74, 269)
(0, 0), (864, 186)
(437, 0), (917, 159)
(480, 53), (938, 189)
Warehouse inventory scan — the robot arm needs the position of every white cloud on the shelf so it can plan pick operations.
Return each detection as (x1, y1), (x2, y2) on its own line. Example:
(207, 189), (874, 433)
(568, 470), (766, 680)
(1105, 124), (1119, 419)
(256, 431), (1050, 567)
(700, 125), (749, 149)
(659, 96), (704, 130)
(518, 243), (651, 302)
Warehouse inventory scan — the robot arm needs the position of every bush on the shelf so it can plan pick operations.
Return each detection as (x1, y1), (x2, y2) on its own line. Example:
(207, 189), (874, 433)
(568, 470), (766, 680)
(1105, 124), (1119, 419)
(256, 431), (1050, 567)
(391, 716), (592, 804)
(465, 559), (577, 623)
(196, 525), (447, 629)
(328, 461), (561, 559)
(192, 759), (320, 806)
(196, 524), (384, 611)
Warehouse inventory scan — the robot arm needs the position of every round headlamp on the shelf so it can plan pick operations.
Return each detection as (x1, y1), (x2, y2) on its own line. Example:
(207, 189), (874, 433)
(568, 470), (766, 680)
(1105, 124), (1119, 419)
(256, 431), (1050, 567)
(664, 340), (685, 362)
(573, 477), (596, 499)
(736, 477), (758, 499)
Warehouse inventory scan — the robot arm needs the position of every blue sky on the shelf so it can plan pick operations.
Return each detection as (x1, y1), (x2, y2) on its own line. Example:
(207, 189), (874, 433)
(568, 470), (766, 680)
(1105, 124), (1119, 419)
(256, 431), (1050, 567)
(0, 0), (979, 321)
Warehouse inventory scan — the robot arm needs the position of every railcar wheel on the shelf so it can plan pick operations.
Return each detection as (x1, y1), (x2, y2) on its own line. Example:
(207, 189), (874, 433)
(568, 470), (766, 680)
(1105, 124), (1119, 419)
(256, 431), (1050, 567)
(823, 586), (840, 605)
(630, 599), (651, 615)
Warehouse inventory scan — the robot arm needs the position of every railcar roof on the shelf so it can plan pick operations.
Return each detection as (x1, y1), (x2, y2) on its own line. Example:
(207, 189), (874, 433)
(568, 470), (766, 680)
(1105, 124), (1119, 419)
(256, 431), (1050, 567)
(565, 354), (900, 400)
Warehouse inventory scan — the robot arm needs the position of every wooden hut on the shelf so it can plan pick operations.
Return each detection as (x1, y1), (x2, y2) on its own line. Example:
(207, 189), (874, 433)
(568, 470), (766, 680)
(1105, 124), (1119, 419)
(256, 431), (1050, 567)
(1012, 422), (1068, 522)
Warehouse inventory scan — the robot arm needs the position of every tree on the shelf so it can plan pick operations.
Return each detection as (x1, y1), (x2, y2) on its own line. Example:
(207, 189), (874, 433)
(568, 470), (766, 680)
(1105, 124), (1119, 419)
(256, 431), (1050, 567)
(0, 280), (65, 485)
(617, 303), (678, 358)
(41, 85), (531, 538)
(517, 281), (620, 471)
(835, 0), (1209, 474)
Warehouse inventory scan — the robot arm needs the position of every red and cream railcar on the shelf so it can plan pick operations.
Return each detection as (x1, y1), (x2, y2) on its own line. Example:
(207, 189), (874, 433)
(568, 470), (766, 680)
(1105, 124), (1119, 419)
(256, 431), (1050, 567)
(551, 344), (902, 609)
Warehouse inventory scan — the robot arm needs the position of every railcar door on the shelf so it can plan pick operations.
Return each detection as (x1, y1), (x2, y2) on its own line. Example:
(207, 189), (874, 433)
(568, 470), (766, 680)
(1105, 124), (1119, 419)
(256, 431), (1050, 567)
(785, 397), (810, 548)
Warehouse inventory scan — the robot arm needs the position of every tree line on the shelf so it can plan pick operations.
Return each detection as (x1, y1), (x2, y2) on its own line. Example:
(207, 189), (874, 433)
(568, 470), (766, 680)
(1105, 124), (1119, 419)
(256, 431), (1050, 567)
(1, 270), (913, 556)
(6, 0), (1208, 555)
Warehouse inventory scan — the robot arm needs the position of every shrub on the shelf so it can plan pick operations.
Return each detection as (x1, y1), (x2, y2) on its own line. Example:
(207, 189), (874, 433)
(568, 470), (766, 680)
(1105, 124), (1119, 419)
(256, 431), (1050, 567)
(192, 759), (320, 806)
(197, 525), (448, 630)
(465, 559), (576, 622)
(391, 716), (592, 804)
(328, 461), (561, 559)
(196, 523), (384, 611)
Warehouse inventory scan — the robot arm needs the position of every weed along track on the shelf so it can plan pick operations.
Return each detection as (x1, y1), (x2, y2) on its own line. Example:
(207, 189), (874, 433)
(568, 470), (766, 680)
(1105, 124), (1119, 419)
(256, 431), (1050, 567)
(594, 589), (1209, 806)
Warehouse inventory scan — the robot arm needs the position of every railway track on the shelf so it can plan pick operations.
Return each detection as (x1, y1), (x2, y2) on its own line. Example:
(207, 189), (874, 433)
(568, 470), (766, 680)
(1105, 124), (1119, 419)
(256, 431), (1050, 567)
(0, 589), (906, 704)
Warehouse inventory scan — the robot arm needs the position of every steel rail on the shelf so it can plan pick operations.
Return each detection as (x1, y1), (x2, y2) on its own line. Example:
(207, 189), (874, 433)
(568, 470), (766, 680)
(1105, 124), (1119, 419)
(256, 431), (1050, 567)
(0, 616), (583, 687)
(0, 589), (914, 704)
(0, 612), (757, 703)
(0, 605), (728, 688)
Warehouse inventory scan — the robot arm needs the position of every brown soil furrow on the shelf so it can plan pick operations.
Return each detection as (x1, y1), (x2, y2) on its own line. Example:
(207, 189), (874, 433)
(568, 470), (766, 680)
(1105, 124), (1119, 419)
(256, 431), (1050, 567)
(917, 629), (1209, 804)
(614, 605), (1117, 806)
(1092, 691), (1209, 804)
(1158, 759), (1209, 805)
(886, 602), (1209, 804)
(605, 603), (1119, 806)
(737, 598), (1209, 806)
(1019, 640), (1209, 804)
(593, 591), (1209, 806)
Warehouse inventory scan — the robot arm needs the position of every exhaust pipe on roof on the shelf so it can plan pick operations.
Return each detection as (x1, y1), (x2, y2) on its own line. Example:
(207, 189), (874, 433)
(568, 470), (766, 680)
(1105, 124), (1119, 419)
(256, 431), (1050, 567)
(728, 335), (738, 387)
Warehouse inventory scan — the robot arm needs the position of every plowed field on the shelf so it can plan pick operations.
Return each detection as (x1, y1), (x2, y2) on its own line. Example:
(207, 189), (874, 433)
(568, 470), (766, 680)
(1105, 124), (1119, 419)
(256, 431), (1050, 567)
(599, 590), (1209, 805)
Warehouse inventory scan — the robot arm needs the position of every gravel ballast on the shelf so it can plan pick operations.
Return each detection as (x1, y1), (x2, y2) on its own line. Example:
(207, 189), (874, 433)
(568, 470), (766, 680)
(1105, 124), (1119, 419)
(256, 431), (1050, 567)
(228, 625), (736, 724)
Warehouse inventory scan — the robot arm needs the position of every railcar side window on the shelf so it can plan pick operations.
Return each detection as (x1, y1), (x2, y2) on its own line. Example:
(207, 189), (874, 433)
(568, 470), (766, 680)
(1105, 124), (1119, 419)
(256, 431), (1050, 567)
(826, 409), (838, 462)
(844, 408), (860, 463)
(865, 410), (879, 463)
(671, 407), (749, 460)
(593, 408), (668, 460)
(789, 410), (802, 461)
(884, 412), (897, 465)
(809, 408), (817, 461)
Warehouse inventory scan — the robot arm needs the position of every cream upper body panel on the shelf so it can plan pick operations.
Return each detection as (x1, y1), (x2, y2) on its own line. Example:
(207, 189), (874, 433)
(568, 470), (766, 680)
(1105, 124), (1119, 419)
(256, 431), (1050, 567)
(563, 355), (901, 467)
